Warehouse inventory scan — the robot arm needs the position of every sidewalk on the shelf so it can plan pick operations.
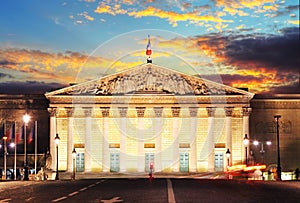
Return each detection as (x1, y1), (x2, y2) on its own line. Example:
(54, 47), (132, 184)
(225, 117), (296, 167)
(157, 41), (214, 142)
(52, 171), (219, 180)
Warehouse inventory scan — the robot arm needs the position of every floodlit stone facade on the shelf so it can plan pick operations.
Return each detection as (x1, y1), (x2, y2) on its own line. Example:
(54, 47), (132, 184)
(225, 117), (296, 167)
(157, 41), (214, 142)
(1, 65), (298, 174)
(45, 63), (254, 173)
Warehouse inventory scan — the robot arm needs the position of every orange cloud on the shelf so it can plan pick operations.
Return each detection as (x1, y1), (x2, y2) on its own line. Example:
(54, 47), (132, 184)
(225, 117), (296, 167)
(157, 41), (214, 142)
(128, 6), (232, 27)
(288, 20), (300, 25)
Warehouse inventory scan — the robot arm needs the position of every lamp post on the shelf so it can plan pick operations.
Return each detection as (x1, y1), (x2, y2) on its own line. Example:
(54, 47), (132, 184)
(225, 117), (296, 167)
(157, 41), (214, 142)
(23, 114), (30, 181)
(9, 141), (16, 180)
(274, 115), (282, 181)
(3, 134), (7, 180)
(54, 133), (60, 180)
(72, 148), (77, 180)
(253, 140), (272, 164)
(243, 134), (249, 165)
(225, 148), (231, 168)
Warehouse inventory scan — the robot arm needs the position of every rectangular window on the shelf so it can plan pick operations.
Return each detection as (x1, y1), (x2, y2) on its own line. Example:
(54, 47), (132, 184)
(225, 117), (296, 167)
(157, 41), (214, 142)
(76, 153), (85, 172)
(110, 153), (120, 172)
(180, 152), (189, 172)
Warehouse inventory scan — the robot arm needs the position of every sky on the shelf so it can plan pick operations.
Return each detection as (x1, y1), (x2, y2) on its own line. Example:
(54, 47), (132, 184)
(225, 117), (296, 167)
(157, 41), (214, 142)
(0, 0), (299, 94)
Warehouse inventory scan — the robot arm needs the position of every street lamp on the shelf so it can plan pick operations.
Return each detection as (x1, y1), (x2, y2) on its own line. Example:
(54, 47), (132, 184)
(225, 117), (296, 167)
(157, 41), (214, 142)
(253, 140), (272, 164)
(23, 114), (30, 181)
(225, 148), (231, 167)
(274, 115), (282, 181)
(3, 134), (7, 180)
(72, 148), (77, 180)
(54, 133), (60, 180)
(243, 134), (249, 165)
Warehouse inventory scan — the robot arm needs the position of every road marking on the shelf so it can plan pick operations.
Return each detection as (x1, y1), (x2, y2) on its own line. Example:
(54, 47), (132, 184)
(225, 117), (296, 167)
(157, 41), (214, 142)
(51, 196), (67, 202)
(79, 187), (88, 191)
(68, 191), (79, 196)
(51, 179), (106, 202)
(0, 198), (11, 203)
(167, 179), (176, 203)
(101, 196), (123, 203)
(88, 183), (96, 188)
(25, 197), (35, 202)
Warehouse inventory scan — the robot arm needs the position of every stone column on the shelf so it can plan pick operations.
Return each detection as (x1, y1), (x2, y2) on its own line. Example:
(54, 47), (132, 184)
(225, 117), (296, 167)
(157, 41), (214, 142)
(242, 107), (251, 164)
(118, 107), (128, 172)
(189, 107), (198, 172)
(242, 107), (251, 137)
(206, 107), (216, 172)
(101, 107), (110, 172)
(225, 107), (233, 166)
(66, 107), (74, 172)
(171, 107), (180, 172)
(153, 107), (163, 172)
(136, 107), (146, 172)
(83, 107), (92, 172)
(48, 107), (57, 171)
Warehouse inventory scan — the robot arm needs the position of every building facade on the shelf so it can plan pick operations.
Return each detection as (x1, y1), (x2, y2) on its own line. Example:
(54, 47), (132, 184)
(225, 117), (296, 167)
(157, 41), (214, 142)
(250, 94), (300, 172)
(45, 63), (254, 173)
(0, 94), (49, 168)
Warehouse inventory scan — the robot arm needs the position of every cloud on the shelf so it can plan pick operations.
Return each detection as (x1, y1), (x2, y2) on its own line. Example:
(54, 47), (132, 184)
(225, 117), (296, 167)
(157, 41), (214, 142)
(193, 27), (300, 93)
(0, 49), (93, 84)
(0, 81), (66, 94)
(129, 6), (232, 27)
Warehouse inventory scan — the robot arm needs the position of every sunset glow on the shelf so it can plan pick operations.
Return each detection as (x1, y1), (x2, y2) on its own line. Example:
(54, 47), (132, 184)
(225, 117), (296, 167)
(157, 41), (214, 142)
(0, 0), (299, 94)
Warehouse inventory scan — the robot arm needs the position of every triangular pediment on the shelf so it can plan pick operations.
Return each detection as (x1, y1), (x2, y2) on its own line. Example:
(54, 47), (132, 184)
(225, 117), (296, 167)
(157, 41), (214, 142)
(45, 63), (253, 97)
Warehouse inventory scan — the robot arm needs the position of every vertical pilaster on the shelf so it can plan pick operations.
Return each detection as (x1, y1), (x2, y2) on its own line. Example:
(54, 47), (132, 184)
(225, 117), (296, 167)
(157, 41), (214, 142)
(101, 107), (110, 172)
(153, 107), (163, 172)
(171, 107), (180, 172)
(242, 107), (251, 164)
(118, 107), (128, 172)
(66, 107), (74, 172)
(48, 107), (57, 171)
(189, 107), (198, 172)
(136, 107), (146, 172)
(242, 107), (251, 137)
(206, 107), (216, 172)
(225, 107), (233, 166)
(83, 107), (92, 172)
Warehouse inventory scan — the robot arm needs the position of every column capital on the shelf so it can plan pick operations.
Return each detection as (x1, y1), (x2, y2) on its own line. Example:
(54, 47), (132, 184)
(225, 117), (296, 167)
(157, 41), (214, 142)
(242, 107), (252, 116)
(65, 107), (74, 117)
(206, 107), (216, 117)
(153, 107), (163, 117)
(136, 107), (146, 117)
(171, 107), (180, 117)
(224, 107), (234, 117)
(47, 107), (57, 117)
(100, 107), (110, 117)
(118, 107), (128, 117)
(189, 107), (198, 117)
(83, 107), (92, 117)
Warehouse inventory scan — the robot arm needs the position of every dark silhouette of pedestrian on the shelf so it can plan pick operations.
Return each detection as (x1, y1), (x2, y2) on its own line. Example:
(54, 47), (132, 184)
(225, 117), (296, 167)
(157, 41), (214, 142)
(295, 168), (299, 180)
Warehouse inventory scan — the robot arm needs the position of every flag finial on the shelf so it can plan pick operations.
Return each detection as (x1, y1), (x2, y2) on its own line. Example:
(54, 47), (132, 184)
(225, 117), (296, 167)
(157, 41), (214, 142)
(146, 35), (152, 63)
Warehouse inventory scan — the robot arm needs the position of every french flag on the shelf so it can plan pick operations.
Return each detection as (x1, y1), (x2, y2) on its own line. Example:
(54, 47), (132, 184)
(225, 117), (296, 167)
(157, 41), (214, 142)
(28, 124), (35, 144)
(146, 35), (152, 56)
(0, 123), (4, 139)
(16, 124), (24, 144)
(9, 122), (16, 141)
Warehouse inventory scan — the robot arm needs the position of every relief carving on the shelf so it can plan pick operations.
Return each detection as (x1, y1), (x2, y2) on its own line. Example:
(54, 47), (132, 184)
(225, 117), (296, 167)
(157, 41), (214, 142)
(59, 65), (245, 96)
(255, 120), (292, 134)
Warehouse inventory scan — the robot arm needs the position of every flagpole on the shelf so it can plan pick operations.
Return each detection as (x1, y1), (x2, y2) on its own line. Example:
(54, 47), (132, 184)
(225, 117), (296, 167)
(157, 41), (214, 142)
(14, 121), (17, 180)
(3, 122), (7, 180)
(34, 121), (37, 175)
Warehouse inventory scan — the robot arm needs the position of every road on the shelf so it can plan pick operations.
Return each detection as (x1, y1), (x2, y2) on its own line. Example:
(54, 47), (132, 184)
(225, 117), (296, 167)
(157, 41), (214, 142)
(0, 178), (299, 203)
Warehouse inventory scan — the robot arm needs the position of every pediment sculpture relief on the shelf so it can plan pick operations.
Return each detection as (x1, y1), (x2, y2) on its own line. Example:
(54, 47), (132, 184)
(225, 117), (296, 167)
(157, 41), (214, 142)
(60, 65), (242, 96)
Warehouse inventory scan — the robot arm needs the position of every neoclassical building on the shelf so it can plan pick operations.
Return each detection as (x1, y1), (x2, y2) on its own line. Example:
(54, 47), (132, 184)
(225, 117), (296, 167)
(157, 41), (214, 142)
(45, 63), (254, 173)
